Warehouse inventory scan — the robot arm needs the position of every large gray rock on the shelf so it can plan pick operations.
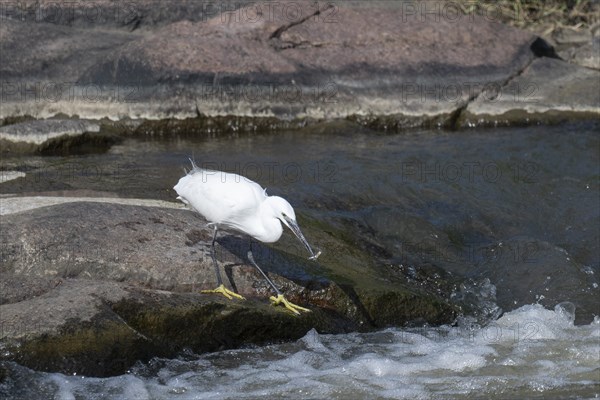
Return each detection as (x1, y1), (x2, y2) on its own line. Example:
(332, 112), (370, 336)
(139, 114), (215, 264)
(558, 36), (600, 70)
(1, 0), (561, 127)
(0, 119), (117, 154)
(0, 0), (252, 30)
(461, 57), (600, 127)
(0, 201), (462, 376)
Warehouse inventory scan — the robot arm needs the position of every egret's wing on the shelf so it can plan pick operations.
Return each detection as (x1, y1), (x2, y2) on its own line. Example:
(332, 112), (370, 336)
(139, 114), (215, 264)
(174, 169), (266, 224)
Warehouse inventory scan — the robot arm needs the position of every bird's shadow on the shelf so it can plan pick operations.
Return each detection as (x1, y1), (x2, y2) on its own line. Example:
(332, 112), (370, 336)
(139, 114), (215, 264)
(217, 234), (376, 327)
(218, 235), (323, 284)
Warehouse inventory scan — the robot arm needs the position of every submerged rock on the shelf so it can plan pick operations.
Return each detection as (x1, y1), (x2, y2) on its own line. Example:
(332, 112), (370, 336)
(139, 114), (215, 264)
(0, 119), (118, 154)
(0, 171), (26, 183)
(0, 200), (460, 376)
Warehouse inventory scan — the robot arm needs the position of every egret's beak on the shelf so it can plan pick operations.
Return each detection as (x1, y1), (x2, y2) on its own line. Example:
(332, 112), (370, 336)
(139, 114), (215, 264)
(283, 215), (321, 261)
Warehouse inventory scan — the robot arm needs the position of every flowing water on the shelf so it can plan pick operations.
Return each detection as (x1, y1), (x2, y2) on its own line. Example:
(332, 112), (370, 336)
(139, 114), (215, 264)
(1, 121), (599, 398)
(1, 305), (599, 399)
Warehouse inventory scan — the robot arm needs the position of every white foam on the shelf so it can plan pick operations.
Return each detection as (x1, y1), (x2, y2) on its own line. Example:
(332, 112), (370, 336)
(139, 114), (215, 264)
(3, 304), (599, 399)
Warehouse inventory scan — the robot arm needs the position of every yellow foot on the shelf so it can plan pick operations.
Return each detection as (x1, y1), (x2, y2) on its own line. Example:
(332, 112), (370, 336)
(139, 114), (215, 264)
(201, 284), (245, 300)
(269, 294), (311, 315)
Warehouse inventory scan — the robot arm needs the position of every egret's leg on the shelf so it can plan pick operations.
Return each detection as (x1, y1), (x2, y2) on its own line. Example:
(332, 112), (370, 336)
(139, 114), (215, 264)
(201, 226), (245, 300)
(247, 251), (310, 315)
(210, 225), (223, 286)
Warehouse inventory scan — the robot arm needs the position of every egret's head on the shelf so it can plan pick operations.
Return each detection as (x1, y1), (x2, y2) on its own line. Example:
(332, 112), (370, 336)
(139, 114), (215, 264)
(269, 196), (296, 226)
(268, 196), (321, 261)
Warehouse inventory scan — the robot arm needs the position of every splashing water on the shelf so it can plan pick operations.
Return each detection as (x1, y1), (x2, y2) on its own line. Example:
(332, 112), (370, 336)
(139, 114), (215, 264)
(2, 303), (598, 400)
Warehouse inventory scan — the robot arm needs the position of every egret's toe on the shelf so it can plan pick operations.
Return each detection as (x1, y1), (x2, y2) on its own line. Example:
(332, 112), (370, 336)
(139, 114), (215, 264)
(269, 294), (310, 315)
(202, 284), (245, 300)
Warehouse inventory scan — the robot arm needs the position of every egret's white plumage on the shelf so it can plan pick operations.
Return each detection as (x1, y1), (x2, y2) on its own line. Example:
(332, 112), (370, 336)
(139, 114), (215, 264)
(174, 168), (294, 243)
(174, 161), (320, 314)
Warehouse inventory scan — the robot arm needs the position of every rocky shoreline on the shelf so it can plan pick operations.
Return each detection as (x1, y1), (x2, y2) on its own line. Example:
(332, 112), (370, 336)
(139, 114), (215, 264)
(1, 0), (598, 377)
(1, 1), (598, 145)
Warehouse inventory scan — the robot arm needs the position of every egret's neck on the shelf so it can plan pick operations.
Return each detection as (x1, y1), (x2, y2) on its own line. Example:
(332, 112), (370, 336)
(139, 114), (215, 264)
(254, 197), (284, 243)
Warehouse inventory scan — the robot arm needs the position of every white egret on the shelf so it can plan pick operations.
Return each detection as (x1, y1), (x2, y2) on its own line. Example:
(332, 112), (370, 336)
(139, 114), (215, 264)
(174, 160), (321, 314)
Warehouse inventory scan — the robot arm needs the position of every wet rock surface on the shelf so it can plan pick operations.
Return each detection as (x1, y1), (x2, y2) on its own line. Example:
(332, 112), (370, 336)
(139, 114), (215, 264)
(0, 201), (462, 376)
